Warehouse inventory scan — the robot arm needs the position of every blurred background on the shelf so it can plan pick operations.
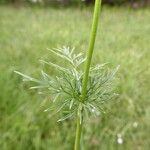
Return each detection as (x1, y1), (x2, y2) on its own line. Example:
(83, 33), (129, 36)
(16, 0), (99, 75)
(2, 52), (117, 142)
(0, 0), (150, 7)
(0, 0), (150, 150)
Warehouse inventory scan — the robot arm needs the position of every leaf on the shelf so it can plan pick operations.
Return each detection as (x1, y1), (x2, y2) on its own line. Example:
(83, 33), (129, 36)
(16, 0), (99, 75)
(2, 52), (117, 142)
(53, 93), (60, 102)
(40, 60), (68, 72)
(15, 47), (119, 121)
(30, 85), (49, 89)
(47, 48), (73, 64)
(69, 99), (74, 109)
(57, 113), (74, 122)
(14, 71), (41, 83)
(41, 70), (52, 81)
(90, 63), (108, 71)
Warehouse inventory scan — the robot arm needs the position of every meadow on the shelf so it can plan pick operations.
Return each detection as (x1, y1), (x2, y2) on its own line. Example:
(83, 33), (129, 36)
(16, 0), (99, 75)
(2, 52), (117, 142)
(0, 5), (150, 150)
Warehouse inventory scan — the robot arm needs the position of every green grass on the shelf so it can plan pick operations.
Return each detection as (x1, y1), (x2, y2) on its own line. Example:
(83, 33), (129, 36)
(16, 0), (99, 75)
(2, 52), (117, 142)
(0, 5), (150, 150)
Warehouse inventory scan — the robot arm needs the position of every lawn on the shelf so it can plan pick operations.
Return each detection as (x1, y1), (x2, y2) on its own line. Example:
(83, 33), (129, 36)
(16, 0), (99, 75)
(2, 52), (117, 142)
(0, 5), (150, 150)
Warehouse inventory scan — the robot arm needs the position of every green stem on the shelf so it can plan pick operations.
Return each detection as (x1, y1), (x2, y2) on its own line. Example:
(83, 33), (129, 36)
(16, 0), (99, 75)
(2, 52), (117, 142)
(74, 115), (83, 150)
(74, 0), (101, 150)
(81, 0), (101, 102)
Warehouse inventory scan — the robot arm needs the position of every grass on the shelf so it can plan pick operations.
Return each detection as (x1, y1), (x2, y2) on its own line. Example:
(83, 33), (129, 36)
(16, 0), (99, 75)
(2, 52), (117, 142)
(0, 5), (150, 150)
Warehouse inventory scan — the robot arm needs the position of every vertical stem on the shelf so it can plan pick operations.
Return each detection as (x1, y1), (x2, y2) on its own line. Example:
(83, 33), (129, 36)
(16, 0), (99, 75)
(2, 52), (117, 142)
(81, 0), (101, 102)
(74, 0), (101, 150)
(74, 115), (83, 150)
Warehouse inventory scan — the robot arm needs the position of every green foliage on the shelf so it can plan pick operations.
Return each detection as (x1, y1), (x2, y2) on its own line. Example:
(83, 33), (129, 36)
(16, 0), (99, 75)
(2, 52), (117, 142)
(15, 47), (119, 123)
